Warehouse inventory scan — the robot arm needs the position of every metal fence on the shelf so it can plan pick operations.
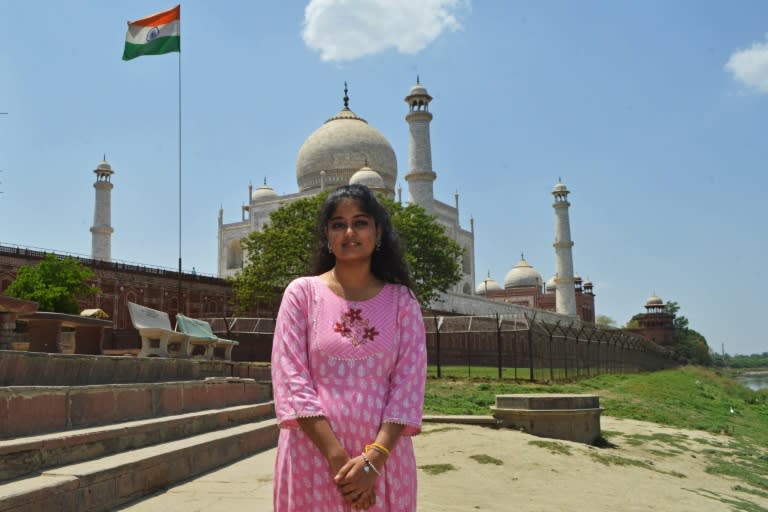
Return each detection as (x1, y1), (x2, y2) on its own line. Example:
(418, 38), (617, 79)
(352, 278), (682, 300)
(204, 313), (676, 379)
(425, 313), (676, 381)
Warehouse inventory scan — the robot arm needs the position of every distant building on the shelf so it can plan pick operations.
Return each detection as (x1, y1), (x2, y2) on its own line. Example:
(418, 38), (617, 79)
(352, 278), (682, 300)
(217, 80), (477, 295)
(627, 294), (676, 347)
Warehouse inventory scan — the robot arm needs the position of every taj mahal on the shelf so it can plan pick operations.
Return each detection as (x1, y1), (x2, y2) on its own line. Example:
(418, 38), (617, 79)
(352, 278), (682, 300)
(215, 79), (595, 322)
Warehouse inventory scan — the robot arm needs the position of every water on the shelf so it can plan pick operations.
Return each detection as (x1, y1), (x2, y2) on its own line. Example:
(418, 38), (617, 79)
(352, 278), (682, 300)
(737, 372), (768, 391)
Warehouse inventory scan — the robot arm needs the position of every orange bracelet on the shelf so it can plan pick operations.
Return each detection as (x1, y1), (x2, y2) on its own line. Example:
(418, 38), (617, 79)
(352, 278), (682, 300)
(366, 442), (390, 457)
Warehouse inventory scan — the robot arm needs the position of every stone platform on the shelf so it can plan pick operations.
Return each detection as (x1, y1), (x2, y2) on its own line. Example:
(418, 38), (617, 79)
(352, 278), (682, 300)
(490, 394), (603, 444)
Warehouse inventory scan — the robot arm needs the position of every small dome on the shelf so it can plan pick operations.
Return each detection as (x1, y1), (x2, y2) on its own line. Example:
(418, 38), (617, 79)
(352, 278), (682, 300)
(553, 182), (568, 194)
(504, 256), (543, 289)
(408, 83), (429, 97)
(476, 275), (502, 295)
(574, 274), (582, 283)
(95, 159), (113, 174)
(251, 182), (278, 202)
(645, 294), (663, 307)
(583, 279), (593, 287)
(545, 275), (557, 292)
(349, 165), (385, 189)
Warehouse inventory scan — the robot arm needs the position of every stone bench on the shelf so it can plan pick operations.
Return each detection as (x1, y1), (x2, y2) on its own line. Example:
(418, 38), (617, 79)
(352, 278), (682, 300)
(490, 394), (603, 444)
(175, 314), (238, 361)
(127, 302), (193, 358)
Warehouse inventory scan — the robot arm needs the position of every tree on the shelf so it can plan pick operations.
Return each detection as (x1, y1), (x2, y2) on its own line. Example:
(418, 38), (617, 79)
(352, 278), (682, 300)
(595, 314), (616, 327)
(231, 193), (326, 314)
(231, 194), (463, 313)
(664, 300), (710, 365)
(5, 254), (98, 314)
(380, 196), (463, 307)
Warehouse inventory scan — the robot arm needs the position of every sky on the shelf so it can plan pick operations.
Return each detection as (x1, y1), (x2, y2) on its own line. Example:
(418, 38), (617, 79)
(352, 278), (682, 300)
(1, 1), (766, 356)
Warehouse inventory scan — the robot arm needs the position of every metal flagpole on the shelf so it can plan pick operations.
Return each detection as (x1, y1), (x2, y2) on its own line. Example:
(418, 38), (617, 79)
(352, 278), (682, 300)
(177, 50), (183, 315)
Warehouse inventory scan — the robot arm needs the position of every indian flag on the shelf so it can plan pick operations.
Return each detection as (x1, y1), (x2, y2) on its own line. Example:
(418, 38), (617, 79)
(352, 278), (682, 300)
(122, 5), (180, 61)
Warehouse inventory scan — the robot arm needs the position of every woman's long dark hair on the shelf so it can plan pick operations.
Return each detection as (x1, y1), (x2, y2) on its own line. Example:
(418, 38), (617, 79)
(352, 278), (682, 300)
(310, 184), (413, 289)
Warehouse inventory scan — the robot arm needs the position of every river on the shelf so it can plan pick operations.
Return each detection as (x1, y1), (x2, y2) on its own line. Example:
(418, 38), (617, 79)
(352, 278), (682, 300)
(737, 371), (768, 391)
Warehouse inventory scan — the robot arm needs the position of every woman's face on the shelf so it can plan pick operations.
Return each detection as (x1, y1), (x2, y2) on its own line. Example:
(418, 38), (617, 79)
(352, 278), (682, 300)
(326, 198), (380, 264)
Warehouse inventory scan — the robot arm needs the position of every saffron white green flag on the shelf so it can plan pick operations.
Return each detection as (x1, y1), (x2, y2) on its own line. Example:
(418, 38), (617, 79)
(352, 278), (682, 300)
(122, 5), (180, 61)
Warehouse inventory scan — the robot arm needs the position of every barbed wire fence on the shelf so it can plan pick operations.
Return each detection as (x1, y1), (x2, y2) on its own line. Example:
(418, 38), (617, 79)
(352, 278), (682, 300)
(206, 312), (676, 381)
(425, 313), (676, 381)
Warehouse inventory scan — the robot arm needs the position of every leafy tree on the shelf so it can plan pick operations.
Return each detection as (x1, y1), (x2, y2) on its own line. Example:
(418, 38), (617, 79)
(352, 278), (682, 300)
(231, 193), (463, 313)
(232, 194), (327, 314)
(5, 254), (98, 314)
(595, 314), (616, 327)
(380, 196), (463, 307)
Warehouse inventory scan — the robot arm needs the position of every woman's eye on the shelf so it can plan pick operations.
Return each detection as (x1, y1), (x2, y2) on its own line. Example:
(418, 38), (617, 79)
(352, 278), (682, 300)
(354, 220), (369, 228)
(330, 222), (346, 230)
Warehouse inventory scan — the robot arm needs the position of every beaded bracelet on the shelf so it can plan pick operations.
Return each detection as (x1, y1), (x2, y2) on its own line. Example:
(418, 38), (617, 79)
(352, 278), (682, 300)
(365, 442), (390, 457)
(361, 452), (381, 476)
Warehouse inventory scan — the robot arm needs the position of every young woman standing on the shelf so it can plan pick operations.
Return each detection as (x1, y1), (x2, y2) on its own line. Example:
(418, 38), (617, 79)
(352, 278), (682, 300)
(271, 184), (426, 511)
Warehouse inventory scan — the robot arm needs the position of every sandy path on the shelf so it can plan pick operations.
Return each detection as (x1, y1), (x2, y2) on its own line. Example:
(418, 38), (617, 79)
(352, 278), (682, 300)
(415, 417), (767, 512)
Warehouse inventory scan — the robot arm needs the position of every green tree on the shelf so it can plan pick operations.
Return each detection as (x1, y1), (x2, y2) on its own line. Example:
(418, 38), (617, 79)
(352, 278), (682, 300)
(5, 254), (98, 314)
(380, 196), (463, 307)
(232, 193), (326, 314)
(231, 193), (463, 313)
(595, 314), (616, 327)
(664, 300), (711, 365)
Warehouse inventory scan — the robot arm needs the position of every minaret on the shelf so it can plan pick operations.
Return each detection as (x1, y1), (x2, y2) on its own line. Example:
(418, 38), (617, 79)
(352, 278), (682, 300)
(90, 157), (114, 261)
(552, 180), (577, 317)
(404, 77), (436, 213)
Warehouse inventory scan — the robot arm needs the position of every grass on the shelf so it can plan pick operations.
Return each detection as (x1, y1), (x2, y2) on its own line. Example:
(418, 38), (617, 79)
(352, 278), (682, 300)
(528, 440), (572, 455)
(469, 454), (504, 465)
(418, 463), (456, 475)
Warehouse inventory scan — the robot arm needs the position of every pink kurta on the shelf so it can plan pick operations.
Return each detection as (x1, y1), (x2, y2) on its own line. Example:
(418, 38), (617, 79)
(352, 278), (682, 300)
(272, 276), (427, 512)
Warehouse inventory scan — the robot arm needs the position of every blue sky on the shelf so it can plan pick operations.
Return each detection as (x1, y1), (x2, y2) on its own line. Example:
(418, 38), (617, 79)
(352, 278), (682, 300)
(1, 1), (766, 355)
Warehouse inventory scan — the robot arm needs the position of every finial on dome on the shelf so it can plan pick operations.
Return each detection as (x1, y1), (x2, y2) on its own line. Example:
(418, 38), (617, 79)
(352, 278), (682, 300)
(416, 75), (420, 84)
(343, 81), (349, 109)
(103, 153), (106, 161)
(521, 252), (525, 260)
(263, 177), (267, 185)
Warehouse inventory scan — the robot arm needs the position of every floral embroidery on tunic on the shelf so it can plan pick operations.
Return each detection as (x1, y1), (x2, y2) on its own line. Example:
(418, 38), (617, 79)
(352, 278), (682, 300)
(334, 307), (379, 346)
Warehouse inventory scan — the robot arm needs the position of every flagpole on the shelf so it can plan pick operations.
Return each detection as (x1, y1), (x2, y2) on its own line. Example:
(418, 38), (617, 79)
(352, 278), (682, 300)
(177, 48), (183, 315)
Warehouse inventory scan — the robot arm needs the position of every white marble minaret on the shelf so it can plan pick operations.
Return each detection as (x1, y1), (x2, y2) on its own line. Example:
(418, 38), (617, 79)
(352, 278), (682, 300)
(552, 181), (577, 317)
(404, 77), (436, 214)
(90, 157), (114, 261)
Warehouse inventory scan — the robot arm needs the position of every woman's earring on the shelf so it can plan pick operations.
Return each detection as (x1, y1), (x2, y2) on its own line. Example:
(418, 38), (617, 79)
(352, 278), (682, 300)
(375, 239), (382, 251)
(327, 242), (333, 254)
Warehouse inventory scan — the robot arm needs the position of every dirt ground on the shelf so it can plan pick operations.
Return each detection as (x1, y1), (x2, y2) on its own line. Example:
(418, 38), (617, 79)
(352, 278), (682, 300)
(414, 417), (768, 512)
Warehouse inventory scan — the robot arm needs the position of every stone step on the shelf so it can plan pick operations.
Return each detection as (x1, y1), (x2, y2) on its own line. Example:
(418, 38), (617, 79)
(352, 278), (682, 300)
(0, 417), (279, 512)
(0, 377), (272, 439)
(0, 401), (274, 483)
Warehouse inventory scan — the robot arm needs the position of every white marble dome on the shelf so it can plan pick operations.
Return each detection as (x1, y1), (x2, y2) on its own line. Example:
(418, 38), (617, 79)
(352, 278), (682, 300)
(251, 182), (278, 203)
(504, 256), (543, 289)
(553, 182), (568, 194)
(476, 275), (502, 295)
(349, 165), (385, 190)
(545, 274), (557, 293)
(296, 107), (397, 194)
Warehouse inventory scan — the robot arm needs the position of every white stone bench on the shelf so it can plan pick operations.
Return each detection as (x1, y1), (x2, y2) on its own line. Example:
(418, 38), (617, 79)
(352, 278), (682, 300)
(175, 313), (239, 361)
(127, 302), (190, 358)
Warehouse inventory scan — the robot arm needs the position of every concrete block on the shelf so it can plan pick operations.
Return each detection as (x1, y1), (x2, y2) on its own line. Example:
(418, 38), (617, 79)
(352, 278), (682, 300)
(5, 391), (68, 438)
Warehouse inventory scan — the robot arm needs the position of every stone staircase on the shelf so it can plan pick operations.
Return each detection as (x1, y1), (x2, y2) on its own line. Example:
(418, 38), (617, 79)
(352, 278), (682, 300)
(0, 353), (277, 512)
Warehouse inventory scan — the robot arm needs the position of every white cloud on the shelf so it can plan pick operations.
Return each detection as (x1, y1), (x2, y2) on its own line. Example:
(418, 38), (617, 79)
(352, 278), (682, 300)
(725, 35), (768, 94)
(302, 0), (467, 62)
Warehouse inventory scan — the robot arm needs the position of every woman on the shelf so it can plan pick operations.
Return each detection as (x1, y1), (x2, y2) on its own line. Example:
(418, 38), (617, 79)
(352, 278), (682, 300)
(271, 184), (427, 511)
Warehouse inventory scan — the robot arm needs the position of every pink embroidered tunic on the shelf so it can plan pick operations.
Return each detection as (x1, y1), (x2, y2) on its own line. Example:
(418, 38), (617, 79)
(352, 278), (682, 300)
(272, 276), (427, 512)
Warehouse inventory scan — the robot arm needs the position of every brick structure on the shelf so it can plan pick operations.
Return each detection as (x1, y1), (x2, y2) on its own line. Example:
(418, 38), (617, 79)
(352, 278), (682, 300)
(0, 244), (244, 330)
(628, 294), (676, 347)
